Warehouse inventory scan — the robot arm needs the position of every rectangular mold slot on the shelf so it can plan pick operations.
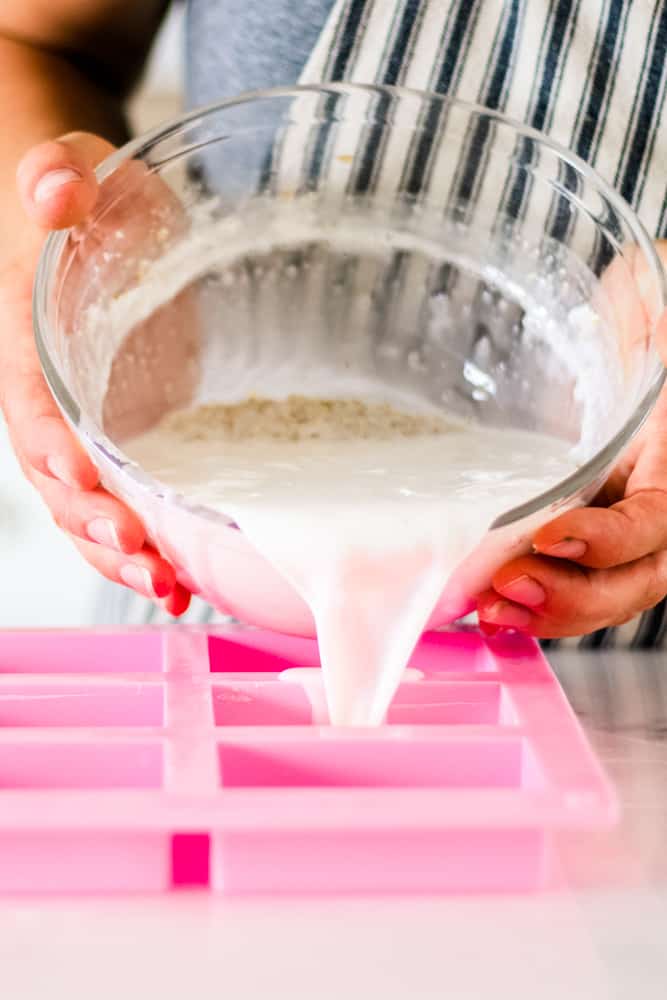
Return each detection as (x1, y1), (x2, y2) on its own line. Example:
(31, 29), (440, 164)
(409, 631), (497, 675)
(171, 833), (211, 887)
(0, 632), (163, 674)
(212, 682), (312, 726)
(0, 683), (164, 727)
(218, 737), (525, 788)
(387, 681), (505, 726)
(212, 828), (545, 894)
(208, 634), (315, 674)
(0, 742), (163, 789)
(0, 831), (170, 893)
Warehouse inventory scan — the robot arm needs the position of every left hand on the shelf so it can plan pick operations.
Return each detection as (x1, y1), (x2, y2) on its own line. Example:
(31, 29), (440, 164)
(478, 295), (667, 639)
(0, 133), (194, 616)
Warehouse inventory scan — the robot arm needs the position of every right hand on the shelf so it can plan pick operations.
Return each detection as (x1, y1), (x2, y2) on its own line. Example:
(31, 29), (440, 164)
(0, 131), (191, 615)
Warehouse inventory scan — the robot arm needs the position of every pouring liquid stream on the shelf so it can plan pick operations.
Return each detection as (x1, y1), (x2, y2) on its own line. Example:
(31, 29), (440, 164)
(126, 394), (577, 725)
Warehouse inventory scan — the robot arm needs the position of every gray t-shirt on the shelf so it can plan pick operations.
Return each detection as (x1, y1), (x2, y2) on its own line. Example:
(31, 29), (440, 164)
(186, 0), (334, 108)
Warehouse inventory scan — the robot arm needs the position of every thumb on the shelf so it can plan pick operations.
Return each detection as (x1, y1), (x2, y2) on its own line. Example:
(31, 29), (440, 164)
(16, 131), (116, 231)
(649, 241), (667, 365)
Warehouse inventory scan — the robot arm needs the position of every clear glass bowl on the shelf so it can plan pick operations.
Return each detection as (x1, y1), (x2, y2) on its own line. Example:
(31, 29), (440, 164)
(34, 85), (667, 632)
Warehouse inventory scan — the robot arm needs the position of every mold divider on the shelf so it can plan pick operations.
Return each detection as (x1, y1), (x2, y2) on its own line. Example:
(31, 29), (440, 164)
(162, 629), (219, 796)
(162, 630), (218, 886)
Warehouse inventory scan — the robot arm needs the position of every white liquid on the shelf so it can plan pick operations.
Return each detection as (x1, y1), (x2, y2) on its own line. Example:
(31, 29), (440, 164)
(126, 411), (577, 725)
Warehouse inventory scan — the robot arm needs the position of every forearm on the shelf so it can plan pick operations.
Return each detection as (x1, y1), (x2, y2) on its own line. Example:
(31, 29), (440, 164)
(0, 34), (132, 263)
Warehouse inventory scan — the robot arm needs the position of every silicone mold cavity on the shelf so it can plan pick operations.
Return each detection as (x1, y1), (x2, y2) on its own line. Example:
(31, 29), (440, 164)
(0, 682), (164, 727)
(0, 630), (163, 674)
(0, 742), (163, 789)
(217, 737), (526, 788)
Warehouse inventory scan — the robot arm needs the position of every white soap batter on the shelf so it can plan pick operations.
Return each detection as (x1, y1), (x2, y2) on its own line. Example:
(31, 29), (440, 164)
(126, 398), (577, 725)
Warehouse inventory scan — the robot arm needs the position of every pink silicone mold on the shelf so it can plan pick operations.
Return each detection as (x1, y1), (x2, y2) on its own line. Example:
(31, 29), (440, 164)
(0, 626), (617, 894)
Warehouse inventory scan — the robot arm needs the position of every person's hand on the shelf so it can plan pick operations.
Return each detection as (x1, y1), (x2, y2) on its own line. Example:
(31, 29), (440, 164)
(0, 132), (191, 615)
(478, 304), (667, 639)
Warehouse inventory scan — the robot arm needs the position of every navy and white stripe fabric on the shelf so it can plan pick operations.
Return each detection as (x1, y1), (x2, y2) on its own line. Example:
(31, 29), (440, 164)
(293, 0), (667, 236)
(105, 0), (667, 646)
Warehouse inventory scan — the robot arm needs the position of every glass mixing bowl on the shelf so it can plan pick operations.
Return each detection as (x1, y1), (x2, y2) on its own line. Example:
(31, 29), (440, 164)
(34, 85), (666, 632)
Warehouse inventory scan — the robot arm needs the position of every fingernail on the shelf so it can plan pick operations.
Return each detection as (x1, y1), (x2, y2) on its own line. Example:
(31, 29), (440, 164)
(34, 167), (83, 204)
(46, 454), (78, 488)
(120, 564), (155, 598)
(87, 518), (120, 549)
(482, 601), (532, 629)
(499, 574), (546, 608)
(153, 578), (173, 599)
(541, 538), (587, 559)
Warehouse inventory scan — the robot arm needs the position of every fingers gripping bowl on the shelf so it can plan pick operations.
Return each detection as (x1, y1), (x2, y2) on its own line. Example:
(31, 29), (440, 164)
(34, 86), (667, 635)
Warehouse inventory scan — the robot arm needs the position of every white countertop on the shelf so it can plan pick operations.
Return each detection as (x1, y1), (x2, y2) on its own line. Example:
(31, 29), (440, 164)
(1, 648), (665, 1000)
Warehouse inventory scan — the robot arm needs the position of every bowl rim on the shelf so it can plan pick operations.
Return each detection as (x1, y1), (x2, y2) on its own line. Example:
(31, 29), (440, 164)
(33, 82), (667, 531)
